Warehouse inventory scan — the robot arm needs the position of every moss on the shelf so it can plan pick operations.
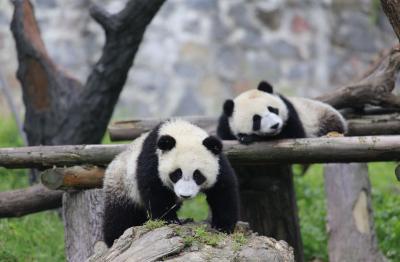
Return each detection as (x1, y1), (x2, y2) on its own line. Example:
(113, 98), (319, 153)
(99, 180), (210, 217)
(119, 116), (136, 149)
(231, 232), (248, 251)
(143, 219), (166, 230)
(175, 224), (224, 248)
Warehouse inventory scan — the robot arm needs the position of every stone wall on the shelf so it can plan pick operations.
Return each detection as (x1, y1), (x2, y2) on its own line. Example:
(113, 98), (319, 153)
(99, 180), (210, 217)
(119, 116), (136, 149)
(0, 0), (396, 119)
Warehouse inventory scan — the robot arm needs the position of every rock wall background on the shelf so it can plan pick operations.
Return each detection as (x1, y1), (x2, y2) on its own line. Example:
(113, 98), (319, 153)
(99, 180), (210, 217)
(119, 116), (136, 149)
(0, 0), (397, 119)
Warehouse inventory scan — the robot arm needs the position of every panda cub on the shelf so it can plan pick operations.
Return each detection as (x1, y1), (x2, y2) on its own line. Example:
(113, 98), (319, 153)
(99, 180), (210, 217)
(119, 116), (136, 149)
(218, 81), (347, 144)
(103, 119), (239, 247)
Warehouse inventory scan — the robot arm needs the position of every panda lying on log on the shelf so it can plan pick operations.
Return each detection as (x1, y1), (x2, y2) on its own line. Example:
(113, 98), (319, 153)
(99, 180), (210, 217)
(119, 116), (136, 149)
(218, 81), (347, 144)
(102, 119), (239, 247)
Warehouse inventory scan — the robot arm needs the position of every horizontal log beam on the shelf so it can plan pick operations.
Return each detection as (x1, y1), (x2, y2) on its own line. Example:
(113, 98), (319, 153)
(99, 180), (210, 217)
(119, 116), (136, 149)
(0, 184), (62, 218)
(0, 136), (399, 169)
(41, 166), (105, 190)
(108, 114), (400, 141)
(108, 117), (216, 141)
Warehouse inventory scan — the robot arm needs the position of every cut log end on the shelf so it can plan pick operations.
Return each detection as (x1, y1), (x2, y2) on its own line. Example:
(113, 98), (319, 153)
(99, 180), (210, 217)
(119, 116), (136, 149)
(87, 221), (295, 262)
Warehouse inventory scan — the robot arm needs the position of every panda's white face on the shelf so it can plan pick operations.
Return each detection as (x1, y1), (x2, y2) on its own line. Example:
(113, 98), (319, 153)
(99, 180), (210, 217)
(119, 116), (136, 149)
(229, 89), (288, 138)
(156, 120), (220, 200)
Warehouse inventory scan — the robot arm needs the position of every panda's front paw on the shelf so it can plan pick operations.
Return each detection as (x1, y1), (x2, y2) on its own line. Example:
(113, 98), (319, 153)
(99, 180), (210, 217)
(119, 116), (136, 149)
(238, 134), (254, 145)
(166, 218), (182, 225)
(211, 222), (235, 234)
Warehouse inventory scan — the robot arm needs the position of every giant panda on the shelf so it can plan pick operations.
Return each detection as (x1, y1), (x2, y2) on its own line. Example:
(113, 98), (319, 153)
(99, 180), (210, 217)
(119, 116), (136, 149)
(217, 81), (347, 144)
(103, 119), (239, 247)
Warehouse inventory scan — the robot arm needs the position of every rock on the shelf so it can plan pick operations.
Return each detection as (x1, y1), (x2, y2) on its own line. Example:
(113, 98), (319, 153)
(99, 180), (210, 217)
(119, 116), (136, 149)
(186, 0), (218, 12)
(88, 222), (295, 262)
(267, 40), (301, 60)
(332, 11), (379, 53)
(256, 8), (282, 31)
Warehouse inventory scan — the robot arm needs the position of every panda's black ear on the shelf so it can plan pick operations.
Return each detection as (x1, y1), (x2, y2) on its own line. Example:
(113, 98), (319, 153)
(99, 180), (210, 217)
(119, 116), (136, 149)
(157, 135), (176, 151)
(257, 81), (273, 94)
(203, 136), (223, 155)
(223, 99), (234, 117)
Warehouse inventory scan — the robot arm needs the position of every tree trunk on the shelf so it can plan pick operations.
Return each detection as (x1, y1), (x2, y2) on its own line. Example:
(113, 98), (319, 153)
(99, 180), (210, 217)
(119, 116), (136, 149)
(88, 222), (295, 262)
(235, 164), (303, 262)
(63, 189), (104, 262)
(324, 164), (385, 262)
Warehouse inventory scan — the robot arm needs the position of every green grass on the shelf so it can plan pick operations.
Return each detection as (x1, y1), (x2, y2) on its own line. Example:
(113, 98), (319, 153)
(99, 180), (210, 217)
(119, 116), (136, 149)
(0, 118), (65, 262)
(0, 117), (399, 261)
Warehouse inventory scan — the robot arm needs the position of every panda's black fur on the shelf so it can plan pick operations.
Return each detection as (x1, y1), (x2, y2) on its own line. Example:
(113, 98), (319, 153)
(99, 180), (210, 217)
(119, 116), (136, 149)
(218, 81), (346, 144)
(103, 120), (239, 247)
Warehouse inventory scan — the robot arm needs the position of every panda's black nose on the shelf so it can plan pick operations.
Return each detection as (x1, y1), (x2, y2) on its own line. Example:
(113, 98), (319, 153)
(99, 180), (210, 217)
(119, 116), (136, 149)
(271, 123), (279, 129)
(179, 194), (191, 199)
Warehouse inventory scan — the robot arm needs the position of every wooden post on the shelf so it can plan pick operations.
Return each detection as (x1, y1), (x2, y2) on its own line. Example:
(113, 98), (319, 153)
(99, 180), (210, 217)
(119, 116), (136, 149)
(62, 189), (104, 262)
(234, 164), (303, 262)
(324, 163), (385, 262)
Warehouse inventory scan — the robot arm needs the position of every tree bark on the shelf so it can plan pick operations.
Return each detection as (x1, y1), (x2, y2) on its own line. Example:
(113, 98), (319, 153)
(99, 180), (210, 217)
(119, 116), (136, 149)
(88, 222), (295, 262)
(63, 189), (104, 262)
(1, 136), (400, 169)
(235, 164), (303, 262)
(381, 0), (400, 42)
(108, 113), (400, 141)
(316, 49), (400, 109)
(0, 184), (61, 217)
(10, 0), (165, 146)
(324, 164), (385, 262)
(41, 166), (105, 190)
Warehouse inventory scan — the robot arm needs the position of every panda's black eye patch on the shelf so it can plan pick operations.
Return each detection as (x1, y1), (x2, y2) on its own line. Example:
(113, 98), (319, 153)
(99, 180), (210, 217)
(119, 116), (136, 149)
(169, 168), (182, 183)
(268, 106), (279, 114)
(253, 114), (261, 131)
(193, 170), (206, 185)
(157, 135), (176, 151)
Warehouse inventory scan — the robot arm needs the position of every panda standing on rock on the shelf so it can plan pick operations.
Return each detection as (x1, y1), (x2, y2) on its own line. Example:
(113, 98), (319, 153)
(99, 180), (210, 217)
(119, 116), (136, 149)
(218, 81), (347, 144)
(102, 119), (240, 247)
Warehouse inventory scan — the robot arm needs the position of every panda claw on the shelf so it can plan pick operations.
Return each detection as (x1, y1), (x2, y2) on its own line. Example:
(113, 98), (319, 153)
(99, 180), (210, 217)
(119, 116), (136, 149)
(166, 218), (182, 225)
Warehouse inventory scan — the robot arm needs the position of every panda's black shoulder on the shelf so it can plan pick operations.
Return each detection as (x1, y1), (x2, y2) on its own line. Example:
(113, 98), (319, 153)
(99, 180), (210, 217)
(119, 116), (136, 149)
(277, 94), (306, 139)
(217, 114), (236, 140)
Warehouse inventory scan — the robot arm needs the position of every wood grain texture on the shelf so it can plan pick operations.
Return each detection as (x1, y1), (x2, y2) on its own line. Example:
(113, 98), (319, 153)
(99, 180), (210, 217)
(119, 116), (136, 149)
(63, 189), (104, 262)
(1, 136), (399, 169)
(0, 184), (61, 218)
(87, 223), (295, 262)
(41, 166), (105, 190)
(324, 164), (386, 262)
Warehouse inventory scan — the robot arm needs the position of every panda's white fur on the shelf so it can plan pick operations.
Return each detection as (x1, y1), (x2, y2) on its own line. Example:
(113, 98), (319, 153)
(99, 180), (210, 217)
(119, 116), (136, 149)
(103, 119), (239, 247)
(104, 119), (219, 204)
(156, 119), (219, 198)
(290, 97), (346, 138)
(103, 133), (147, 205)
(218, 81), (347, 143)
(230, 89), (289, 137)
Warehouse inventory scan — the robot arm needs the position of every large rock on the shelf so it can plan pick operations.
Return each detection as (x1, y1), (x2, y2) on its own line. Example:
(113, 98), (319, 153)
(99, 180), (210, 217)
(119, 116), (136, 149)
(88, 221), (294, 262)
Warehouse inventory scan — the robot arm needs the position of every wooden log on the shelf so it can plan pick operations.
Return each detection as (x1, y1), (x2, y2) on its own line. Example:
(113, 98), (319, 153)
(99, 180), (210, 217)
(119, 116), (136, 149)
(41, 166), (105, 190)
(324, 164), (386, 262)
(347, 113), (400, 136)
(108, 117), (216, 141)
(0, 184), (62, 217)
(87, 222), (295, 262)
(1, 136), (400, 169)
(63, 189), (104, 262)
(108, 113), (400, 141)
